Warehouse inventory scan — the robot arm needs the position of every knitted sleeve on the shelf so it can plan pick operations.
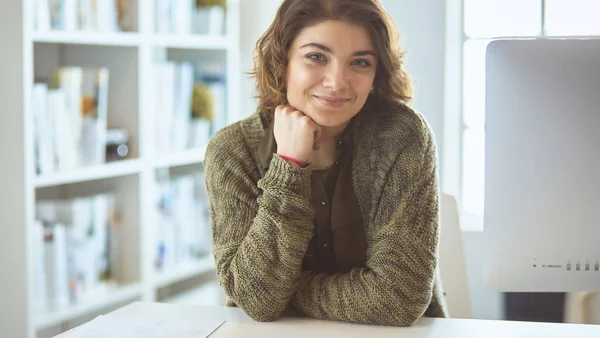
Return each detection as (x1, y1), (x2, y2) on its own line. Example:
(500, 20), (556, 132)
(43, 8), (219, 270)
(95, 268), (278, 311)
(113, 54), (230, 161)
(288, 119), (442, 326)
(204, 126), (315, 322)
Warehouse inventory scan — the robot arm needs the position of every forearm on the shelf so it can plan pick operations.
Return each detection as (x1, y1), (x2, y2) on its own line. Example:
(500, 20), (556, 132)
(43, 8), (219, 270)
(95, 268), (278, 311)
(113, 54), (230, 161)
(216, 230), (312, 321)
(289, 140), (441, 326)
(210, 155), (315, 321)
(289, 234), (436, 326)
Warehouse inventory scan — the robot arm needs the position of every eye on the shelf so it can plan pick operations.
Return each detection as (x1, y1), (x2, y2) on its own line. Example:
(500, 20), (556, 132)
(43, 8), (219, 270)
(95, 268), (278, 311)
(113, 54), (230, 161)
(352, 59), (371, 68)
(306, 53), (327, 62)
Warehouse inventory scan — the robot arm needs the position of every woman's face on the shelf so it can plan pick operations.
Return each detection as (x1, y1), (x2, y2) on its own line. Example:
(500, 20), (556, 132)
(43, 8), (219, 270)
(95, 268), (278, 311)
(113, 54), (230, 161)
(286, 20), (378, 128)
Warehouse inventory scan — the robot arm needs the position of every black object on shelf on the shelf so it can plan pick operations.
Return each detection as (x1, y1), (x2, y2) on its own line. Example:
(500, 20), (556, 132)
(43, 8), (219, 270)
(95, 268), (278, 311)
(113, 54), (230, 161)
(106, 129), (129, 162)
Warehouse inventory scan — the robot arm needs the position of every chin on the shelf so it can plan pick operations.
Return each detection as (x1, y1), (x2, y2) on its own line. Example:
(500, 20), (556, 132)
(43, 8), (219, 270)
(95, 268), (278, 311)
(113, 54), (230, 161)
(305, 106), (356, 128)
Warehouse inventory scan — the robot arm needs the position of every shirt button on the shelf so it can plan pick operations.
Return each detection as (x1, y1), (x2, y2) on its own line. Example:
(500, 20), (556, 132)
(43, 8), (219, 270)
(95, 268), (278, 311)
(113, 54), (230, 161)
(321, 201), (327, 207)
(323, 243), (329, 248)
(334, 160), (340, 166)
(337, 140), (343, 146)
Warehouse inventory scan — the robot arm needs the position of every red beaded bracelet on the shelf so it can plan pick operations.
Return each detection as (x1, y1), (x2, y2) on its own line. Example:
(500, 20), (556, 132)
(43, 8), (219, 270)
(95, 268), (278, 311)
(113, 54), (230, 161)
(278, 154), (308, 168)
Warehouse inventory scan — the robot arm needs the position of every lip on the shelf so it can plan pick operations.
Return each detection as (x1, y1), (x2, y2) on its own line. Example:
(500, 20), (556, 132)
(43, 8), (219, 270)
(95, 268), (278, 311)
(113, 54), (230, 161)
(313, 95), (350, 108)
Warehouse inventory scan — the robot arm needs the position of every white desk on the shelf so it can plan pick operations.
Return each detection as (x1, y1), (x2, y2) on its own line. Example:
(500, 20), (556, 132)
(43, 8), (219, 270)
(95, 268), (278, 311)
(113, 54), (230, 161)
(58, 301), (600, 338)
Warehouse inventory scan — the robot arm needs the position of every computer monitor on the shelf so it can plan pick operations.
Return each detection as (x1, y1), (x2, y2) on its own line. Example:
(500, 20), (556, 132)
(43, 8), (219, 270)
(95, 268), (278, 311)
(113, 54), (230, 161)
(483, 38), (600, 292)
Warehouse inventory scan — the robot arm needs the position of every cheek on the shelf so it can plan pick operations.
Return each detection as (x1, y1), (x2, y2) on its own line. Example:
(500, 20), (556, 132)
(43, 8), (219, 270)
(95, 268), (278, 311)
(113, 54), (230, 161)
(287, 63), (321, 95)
(353, 74), (376, 98)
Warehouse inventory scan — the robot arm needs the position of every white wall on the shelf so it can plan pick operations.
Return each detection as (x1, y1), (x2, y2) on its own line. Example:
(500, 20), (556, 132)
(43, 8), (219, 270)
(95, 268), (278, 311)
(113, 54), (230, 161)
(239, 0), (281, 116)
(379, 0), (446, 160)
(238, 0), (504, 320)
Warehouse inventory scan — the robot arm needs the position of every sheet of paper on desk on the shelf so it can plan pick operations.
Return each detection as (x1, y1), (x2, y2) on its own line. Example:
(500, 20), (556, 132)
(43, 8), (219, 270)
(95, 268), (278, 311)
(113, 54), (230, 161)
(67, 315), (225, 338)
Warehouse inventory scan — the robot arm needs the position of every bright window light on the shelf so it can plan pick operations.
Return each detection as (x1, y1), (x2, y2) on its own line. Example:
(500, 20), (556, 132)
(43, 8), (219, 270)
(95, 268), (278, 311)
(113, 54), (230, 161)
(462, 128), (486, 215)
(544, 0), (600, 35)
(464, 0), (542, 38)
(463, 39), (490, 129)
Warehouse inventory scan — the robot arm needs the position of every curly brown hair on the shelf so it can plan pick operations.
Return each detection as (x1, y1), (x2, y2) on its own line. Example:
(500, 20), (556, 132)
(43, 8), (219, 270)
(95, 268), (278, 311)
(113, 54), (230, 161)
(250, 0), (412, 113)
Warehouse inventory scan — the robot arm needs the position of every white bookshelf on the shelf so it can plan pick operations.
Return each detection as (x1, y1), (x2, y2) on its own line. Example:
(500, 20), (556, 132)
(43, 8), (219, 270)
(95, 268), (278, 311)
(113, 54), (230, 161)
(154, 257), (216, 289)
(35, 159), (142, 188)
(152, 35), (230, 50)
(1, 1), (241, 337)
(32, 31), (142, 47)
(35, 283), (142, 331)
(165, 279), (227, 306)
(153, 147), (207, 169)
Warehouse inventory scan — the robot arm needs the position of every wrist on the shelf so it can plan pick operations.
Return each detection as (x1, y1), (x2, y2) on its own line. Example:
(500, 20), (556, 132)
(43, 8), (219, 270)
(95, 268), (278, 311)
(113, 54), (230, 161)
(277, 154), (308, 168)
(284, 159), (302, 168)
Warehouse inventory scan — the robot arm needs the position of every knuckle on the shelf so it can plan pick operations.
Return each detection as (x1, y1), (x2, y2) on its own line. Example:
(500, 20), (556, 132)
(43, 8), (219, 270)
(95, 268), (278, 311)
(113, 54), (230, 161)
(300, 116), (312, 126)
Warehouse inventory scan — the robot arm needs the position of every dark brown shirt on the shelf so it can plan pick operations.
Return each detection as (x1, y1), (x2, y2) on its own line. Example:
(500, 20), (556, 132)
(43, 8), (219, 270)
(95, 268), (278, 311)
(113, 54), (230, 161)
(257, 120), (367, 274)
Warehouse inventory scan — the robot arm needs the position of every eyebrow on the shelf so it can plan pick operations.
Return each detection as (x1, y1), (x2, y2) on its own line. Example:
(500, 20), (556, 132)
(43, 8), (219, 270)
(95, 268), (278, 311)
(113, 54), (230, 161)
(300, 43), (377, 57)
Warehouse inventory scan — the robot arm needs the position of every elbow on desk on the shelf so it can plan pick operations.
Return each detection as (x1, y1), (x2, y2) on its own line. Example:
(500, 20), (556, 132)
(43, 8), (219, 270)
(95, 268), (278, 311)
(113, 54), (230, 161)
(223, 293), (284, 322)
(367, 309), (421, 327)
(365, 292), (427, 327)
(241, 305), (283, 322)
(384, 313), (421, 327)
(368, 277), (434, 326)
(239, 304), (421, 326)
(219, 279), (288, 322)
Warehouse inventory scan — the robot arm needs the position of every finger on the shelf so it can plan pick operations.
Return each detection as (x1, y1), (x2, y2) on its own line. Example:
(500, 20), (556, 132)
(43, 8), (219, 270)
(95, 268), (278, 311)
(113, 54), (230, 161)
(313, 129), (321, 152)
(275, 105), (286, 115)
(282, 105), (296, 115)
(292, 110), (304, 118)
(313, 125), (322, 142)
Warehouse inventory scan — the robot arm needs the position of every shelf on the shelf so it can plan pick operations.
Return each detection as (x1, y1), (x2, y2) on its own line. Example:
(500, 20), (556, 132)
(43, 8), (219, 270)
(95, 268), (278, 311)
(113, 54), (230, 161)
(32, 31), (141, 47)
(152, 34), (229, 50)
(31, 32), (231, 49)
(153, 147), (206, 169)
(154, 257), (216, 289)
(164, 279), (226, 306)
(35, 159), (142, 188)
(35, 283), (141, 330)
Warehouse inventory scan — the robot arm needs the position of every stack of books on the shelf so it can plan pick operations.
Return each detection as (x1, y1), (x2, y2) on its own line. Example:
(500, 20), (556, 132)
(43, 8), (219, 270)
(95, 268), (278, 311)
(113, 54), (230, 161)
(154, 172), (212, 271)
(155, 0), (225, 35)
(33, 193), (120, 312)
(154, 61), (225, 156)
(34, 0), (135, 32)
(33, 67), (110, 175)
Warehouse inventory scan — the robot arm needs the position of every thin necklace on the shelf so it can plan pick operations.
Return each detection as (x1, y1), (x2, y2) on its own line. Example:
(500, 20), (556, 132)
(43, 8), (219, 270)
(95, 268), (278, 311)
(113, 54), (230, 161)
(311, 155), (342, 171)
(311, 136), (344, 171)
(312, 164), (332, 171)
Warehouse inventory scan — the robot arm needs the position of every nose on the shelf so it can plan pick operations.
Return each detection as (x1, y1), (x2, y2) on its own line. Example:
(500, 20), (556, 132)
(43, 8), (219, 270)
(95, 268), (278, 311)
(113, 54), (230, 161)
(322, 63), (349, 92)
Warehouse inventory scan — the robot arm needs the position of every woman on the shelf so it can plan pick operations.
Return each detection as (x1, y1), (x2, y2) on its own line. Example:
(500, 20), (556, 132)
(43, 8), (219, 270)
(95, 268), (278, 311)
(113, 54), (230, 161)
(204, 0), (448, 326)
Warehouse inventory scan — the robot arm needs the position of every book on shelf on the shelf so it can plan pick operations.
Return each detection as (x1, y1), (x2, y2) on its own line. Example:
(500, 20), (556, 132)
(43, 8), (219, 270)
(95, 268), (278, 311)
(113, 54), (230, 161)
(154, 172), (212, 272)
(155, 0), (225, 35)
(36, 0), (135, 32)
(154, 61), (225, 156)
(34, 193), (120, 312)
(33, 67), (115, 176)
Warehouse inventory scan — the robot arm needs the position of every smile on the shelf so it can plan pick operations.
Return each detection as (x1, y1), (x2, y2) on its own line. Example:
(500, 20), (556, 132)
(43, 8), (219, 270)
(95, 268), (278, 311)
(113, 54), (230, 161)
(313, 95), (350, 108)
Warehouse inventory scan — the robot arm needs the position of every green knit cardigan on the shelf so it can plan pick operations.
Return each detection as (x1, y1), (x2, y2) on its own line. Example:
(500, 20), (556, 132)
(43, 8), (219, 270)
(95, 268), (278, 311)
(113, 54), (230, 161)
(204, 101), (448, 326)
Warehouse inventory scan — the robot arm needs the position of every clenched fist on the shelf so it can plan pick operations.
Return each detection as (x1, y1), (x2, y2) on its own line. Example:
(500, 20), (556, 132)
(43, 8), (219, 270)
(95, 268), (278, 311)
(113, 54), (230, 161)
(273, 105), (322, 166)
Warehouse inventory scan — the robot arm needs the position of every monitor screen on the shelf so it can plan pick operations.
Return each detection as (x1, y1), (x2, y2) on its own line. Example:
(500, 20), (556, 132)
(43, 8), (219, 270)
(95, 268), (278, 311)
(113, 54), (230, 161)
(483, 38), (600, 292)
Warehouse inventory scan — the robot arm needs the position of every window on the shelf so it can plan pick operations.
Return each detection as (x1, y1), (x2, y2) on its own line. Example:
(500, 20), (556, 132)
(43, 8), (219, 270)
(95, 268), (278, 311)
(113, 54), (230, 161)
(544, 0), (600, 35)
(460, 0), (600, 230)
